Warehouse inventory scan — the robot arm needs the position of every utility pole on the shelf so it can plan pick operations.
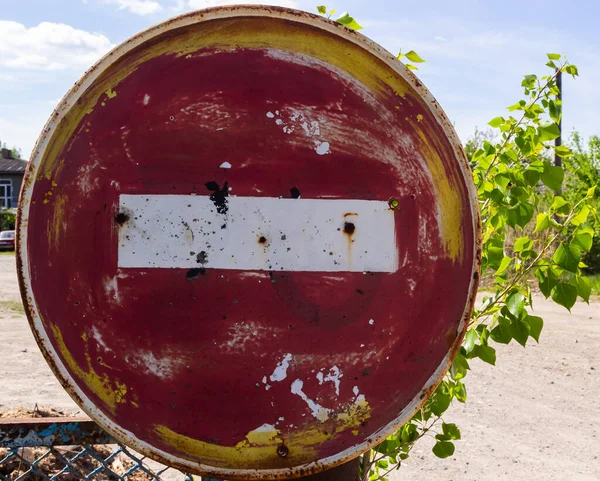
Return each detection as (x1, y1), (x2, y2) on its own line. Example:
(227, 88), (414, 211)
(554, 70), (563, 168)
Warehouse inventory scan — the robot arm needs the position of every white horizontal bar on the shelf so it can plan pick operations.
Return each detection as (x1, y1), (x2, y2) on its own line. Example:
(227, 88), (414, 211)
(118, 195), (397, 272)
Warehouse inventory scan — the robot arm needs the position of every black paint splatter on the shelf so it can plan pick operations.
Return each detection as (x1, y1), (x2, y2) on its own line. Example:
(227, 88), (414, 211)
(186, 268), (206, 280)
(205, 181), (229, 215)
(290, 186), (301, 199)
(196, 251), (208, 265)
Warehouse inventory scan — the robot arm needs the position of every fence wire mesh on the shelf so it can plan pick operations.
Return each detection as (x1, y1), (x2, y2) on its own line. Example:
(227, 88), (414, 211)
(0, 431), (195, 481)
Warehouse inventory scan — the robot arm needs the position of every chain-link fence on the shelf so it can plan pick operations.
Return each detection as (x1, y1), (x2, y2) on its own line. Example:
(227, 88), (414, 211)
(0, 413), (196, 481)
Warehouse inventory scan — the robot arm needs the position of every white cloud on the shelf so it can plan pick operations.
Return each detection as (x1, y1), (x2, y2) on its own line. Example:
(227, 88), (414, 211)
(0, 21), (114, 71)
(106, 0), (163, 15)
(187, 0), (297, 9)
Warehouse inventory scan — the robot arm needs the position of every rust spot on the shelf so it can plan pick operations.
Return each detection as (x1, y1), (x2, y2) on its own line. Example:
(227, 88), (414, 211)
(115, 212), (129, 225)
(445, 325), (458, 349)
(343, 212), (358, 218)
(276, 444), (289, 458)
(258, 236), (267, 244)
(410, 194), (416, 200)
(343, 222), (355, 235)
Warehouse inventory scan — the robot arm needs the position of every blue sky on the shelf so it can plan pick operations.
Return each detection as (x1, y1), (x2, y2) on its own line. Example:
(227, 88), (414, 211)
(1, 0), (598, 158)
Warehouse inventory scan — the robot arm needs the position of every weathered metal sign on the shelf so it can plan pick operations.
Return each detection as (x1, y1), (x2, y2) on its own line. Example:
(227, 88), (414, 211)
(17, 6), (481, 479)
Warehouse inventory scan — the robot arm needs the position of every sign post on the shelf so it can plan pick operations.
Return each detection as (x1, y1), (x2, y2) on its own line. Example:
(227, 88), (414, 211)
(17, 6), (481, 480)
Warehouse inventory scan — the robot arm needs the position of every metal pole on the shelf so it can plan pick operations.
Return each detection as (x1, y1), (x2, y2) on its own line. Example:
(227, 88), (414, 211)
(218, 458), (361, 481)
(554, 70), (562, 168)
(297, 458), (361, 481)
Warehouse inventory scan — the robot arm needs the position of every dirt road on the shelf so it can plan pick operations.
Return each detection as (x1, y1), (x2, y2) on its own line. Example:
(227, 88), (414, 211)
(1, 253), (598, 480)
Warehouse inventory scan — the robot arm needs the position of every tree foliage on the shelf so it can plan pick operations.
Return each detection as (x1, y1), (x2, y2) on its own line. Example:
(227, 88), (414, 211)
(360, 52), (596, 481)
(0, 139), (22, 159)
(563, 133), (600, 273)
(316, 8), (597, 478)
(0, 210), (16, 230)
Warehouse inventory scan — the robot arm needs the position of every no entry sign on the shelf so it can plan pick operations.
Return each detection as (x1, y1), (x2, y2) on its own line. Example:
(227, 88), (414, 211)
(17, 6), (480, 479)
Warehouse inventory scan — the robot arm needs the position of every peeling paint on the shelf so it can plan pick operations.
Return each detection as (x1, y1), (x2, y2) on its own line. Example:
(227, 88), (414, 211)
(290, 379), (331, 422)
(269, 353), (292, 383)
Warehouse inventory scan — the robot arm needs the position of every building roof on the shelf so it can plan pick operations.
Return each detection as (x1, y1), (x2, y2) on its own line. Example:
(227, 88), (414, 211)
(0, 157), (27, 174)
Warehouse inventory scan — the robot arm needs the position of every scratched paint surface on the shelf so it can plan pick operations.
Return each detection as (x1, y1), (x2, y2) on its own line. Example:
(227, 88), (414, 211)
(20, 9), (478, 478)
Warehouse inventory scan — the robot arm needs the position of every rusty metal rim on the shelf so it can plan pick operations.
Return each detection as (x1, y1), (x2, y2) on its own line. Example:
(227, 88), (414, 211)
(16, 5), (482, 480)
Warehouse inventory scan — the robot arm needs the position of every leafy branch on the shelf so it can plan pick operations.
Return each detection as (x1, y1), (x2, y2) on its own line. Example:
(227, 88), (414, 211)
(360, 54), (596, 481)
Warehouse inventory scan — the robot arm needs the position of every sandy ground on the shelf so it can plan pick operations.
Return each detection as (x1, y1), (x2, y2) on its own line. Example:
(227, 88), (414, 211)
(1, 253), (599, 480)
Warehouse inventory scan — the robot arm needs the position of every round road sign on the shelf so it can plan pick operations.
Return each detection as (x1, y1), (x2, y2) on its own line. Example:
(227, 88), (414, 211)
(17, 6), (481, 479)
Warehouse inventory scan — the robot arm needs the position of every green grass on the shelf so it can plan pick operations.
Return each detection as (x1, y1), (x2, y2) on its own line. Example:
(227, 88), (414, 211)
(0, 250), (15, 256)
(0, 300), (24, 314)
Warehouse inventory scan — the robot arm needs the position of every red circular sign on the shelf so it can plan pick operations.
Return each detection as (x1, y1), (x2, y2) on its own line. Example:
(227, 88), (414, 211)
(17, 7), (480, 479)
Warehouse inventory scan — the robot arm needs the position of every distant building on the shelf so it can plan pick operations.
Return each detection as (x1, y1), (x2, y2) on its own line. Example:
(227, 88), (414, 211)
(0, 148), (27, 208)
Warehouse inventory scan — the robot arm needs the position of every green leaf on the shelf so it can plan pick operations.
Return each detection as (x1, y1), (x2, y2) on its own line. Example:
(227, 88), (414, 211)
(553, 243), (581, 273)
(316, 5), (327, 14)
(488, 117), (505, 128)
(475, 345), (496, 365)
(496, 256), (513, 276)
(453, 381), (467, 403)
(508, 100), (526, 111)
(442, 423), (461, 440)
(486, 238), (505, 269)
(510, 320), (530, 347)
(490, 322), (512, 344)
(506, 291), (526, 320)
(534, 213), (550, 232)
(551, 196), (571, 215)
(428, 385), (452, 416)
(432, 441), (455, 459)
(540, 162), (564, 192)
(549, 100), (561, 124)
(573, 231), (593, 252)
(400, 422), (418, 443)
(537, 270), (557, 298)
(463, 329), (478, 354)
(514, 236), (531, 253)
(551, 283), (578, 311)
(405, 64), (418, 71)
(522, 74), (537, 89)
(524, 168), (541, 186)
(576, 276), (591, 303)
(571, 206), (590, 226)
(335, 13), (363, 30)
(506, 202), (534, 228)
(586, 185), (597, 198)
(450, 354), (469, 380)
(526, 315), (543, 342)
(564, 64), (579, 76)
(538, 122), (561, 142)
(404, 50), (425, 63)
(554, 145), (571, 158)
(547, 53), (561, 60)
